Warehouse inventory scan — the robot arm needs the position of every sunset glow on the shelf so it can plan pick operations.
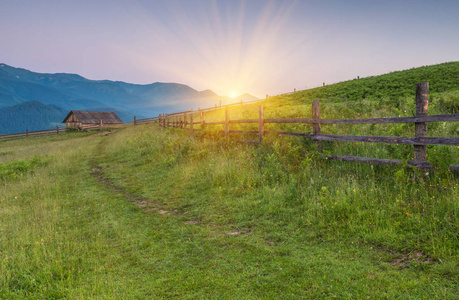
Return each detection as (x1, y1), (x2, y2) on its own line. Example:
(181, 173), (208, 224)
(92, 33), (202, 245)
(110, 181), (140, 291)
(1, 0), (458, 98)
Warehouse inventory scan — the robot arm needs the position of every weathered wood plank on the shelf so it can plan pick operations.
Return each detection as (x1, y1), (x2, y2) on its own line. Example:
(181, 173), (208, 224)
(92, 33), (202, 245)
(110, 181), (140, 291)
(264, 118), (315, 124)
(327, 155), (431, 169)
(266, 130), (459, 145)
(264, 114), (459, 125)
(265, 130), (314, 138)
(328, 155), (459, 172)
(219, 130), (259, 134)
(312, 134), (459, 146)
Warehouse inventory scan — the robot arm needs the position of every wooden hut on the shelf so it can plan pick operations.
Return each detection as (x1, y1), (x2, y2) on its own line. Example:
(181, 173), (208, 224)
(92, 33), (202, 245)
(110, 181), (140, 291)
(62, 111), (123, 129)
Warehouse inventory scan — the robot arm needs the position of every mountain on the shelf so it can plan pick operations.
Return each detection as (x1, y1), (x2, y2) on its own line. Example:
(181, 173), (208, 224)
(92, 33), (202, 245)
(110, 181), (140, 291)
(0, 63), (255, 117)
(0, 63), (258, 134)
(0, 101), (68, 134)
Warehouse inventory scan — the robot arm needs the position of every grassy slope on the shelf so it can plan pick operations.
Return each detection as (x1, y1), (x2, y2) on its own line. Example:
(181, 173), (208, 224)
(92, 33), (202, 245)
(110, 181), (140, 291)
(0, 124), (458, 298)
(1, 63), (458, 298)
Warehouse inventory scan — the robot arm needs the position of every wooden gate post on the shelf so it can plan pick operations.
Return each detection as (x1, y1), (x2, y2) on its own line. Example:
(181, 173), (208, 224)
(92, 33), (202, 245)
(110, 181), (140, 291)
(99, 119), (103, 130)
(259, 104), (264, 143)
(415, 82), (429, 162)
(190, 113), (194, 135)
(225, 106), (229, 138)
(134, 116), (137, 125)
(312, 99), (322, 153)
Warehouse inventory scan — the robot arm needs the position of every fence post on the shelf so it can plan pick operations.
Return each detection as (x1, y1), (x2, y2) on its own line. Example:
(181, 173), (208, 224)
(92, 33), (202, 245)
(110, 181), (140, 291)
(415, 82), (429, 163)
(57, 126), (59, 134)
(134, 116), (137, 125)
(259, 104), (264, 143)
(312, 99), (322, 153)
(99, 119), (103, 130)
(200, 109), (204, 129)
(183, 113), (187, 129)
(190, 113), (194, 135)
(225, 106), (229, 138)
(26, 129), (28, 138)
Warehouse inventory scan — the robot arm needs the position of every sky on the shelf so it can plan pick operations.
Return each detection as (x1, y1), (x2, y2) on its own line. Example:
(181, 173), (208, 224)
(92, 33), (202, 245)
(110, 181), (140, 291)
(1, 0), (459, 98)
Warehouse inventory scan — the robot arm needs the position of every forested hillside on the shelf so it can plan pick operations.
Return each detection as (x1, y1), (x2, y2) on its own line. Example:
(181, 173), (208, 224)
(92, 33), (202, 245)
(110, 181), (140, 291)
(0, 101), (67, 134)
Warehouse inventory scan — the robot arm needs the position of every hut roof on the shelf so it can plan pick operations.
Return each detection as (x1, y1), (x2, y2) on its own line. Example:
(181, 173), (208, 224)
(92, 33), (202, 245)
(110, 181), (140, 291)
(62, 111), (123, 124)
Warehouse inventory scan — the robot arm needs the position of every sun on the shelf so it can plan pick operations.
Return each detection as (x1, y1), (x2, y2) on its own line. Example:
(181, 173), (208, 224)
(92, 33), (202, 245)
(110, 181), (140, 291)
(230, 92), (237, 98)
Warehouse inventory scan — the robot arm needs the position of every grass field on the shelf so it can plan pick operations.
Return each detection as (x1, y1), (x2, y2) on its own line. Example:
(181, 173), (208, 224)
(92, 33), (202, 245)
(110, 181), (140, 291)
(0, 121), (457, 298)
(1, 63), (458, 298)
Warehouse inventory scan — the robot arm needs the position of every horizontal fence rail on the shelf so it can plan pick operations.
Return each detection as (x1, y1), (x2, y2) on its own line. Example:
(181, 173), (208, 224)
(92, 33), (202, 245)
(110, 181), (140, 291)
(0, 126), (67, 142)
(159, 82), (459, 171)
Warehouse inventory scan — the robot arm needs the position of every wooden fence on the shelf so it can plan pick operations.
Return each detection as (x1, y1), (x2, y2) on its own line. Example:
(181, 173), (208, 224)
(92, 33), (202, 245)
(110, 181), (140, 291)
(159, 82), (459, 171)
(0, 126), (67, 142)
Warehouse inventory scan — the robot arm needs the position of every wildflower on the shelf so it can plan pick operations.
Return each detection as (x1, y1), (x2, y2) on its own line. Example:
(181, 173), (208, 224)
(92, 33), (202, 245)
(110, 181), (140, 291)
(425, 172), (429, 176)
(421, 213), (424, 216)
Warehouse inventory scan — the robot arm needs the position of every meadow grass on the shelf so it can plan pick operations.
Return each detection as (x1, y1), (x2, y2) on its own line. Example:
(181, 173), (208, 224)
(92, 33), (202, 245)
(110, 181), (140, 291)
(0, 90), (458, 298)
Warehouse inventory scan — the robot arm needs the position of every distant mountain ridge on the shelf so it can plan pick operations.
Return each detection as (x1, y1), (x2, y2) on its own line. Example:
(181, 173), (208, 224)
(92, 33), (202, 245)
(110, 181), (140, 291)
(0, 63), (259, 134)
(0, 63), (259, 115)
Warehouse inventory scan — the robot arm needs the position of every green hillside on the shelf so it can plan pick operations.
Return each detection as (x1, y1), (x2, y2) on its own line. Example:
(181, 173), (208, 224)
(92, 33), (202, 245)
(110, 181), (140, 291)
(0, 64), (458, 298)
(295, 61), (459, 104)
